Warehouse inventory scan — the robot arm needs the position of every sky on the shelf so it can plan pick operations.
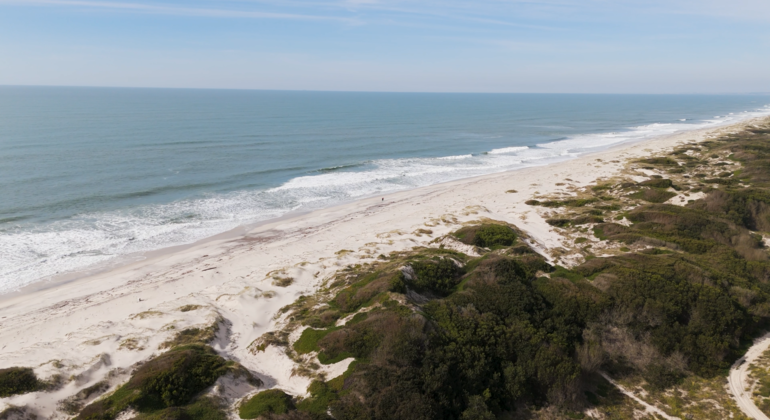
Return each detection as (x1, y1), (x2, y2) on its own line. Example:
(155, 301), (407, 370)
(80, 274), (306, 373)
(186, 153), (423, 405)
(0, 0), (769, 93)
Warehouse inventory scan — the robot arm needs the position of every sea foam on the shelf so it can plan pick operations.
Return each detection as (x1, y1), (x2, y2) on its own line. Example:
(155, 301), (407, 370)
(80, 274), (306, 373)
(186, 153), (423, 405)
(1, 101), (769, 294)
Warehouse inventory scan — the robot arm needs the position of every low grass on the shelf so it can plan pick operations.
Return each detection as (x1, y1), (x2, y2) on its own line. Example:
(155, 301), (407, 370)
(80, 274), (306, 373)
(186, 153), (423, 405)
(239, 389), (294, 419)
(293, 327), (340, 355)
(749, 348), (770, 416)
(296, 381), (340, 415)
(159, 318), (221, 349)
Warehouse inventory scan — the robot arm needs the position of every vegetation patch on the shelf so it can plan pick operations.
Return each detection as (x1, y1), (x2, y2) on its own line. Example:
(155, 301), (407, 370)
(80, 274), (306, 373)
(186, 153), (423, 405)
(628, 187), (677, 203)
(405, 257), (465, 295)
(75, 345), (230, 420)
(525, 197), (599, 208)
(453, 223), (517, 248)
(160, 318), (221, 349)
(637, 157), (679, 166)
(239, 389), (294, 419)
(293, 327), (340, 355)
(0, 367), (39, 398)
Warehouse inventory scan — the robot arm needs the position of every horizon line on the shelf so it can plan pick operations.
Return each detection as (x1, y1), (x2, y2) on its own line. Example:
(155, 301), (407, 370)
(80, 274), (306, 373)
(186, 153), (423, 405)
(2, 84), (770, 96)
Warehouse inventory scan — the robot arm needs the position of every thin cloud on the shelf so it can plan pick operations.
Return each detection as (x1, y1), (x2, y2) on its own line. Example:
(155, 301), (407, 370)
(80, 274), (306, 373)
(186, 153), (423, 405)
(0, 0), (360, 22)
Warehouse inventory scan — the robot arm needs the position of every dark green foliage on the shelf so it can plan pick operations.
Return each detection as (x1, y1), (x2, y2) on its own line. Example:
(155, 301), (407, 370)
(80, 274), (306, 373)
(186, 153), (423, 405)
(460, 396), (494, 420)
(138, 397), (227, 420)
(473, 224), (517, 247)
(76, 346), (229, 420)
(408, 257), (464, 295)
(453, 224), (516, 248)
(131, 346), (228, 408)
(317, 311), (394, 363)
(256, 125), (770, 418)
(296, 381), (338, 416)
(628, 188), (677, 203)
(546, 218), (572, 227)
(0, 367), (39, 397)
(293, 253), (593, 420)
(643, 363), (683, 391)
(239, 389), (294, 419)
(526, 198), (599, 208)
(592, 253), (747, 375)
(638, 178), (673, 189)
(637, 157), (678, 166)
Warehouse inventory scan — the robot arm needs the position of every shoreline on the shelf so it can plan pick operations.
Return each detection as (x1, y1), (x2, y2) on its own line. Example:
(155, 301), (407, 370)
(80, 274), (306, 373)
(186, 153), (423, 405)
(1, 115), (769, 417)
(2, 113), (764, 302)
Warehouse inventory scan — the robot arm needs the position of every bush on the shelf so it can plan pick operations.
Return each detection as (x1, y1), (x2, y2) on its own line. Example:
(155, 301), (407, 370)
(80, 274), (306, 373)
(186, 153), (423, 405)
(76, 345), (229, 419)
(460, 396), (494, 420)
(643, 363), (682, 391)
(639, 178), (673, 189)
(474, 224), (517, 247)
(138, 397), (227, 420)
(453, 224), (516, 248)
(0, 367), (39, 397)
(628, 188), (676, 203)
(637, 157), (678, 166)
(409, 258), (463, 295)
(239, 389), (295, 419)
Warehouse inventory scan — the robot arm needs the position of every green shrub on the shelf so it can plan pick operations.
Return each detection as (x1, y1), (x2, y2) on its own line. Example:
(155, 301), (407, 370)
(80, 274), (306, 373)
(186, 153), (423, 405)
(0, 367), (39, 397)
(474, 224), (517, 247)
(138, 397), (227, 420)
(628, 188), (676, 203)
(639, 178), (673, 189)
(296, 381), (339, 415)
(409, 258), (463, 295)
(546, 218), (572, 227)
(453, 224), (516, 248)
(643, 363), (683, 391)
(239, 389), (294, 419)
(637, 157), (678, 166)
(76, 345), (229, 419)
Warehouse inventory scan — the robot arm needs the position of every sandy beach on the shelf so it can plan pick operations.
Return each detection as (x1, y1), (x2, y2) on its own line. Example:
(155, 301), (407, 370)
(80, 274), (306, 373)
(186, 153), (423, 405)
(1, 116), (768, 418)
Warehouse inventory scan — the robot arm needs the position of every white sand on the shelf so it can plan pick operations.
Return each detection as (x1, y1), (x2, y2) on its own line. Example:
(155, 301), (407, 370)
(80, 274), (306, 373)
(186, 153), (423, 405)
(1, 117), (767, 418)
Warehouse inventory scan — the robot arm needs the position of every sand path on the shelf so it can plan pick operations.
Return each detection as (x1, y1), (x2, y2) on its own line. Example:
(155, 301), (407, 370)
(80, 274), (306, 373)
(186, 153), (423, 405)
(598, 372), (680, 420)
(728, 333), (770, 420)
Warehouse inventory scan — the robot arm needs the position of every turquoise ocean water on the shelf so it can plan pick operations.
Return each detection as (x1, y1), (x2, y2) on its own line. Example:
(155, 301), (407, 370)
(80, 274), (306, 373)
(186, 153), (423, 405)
(1, 87), (769, 293)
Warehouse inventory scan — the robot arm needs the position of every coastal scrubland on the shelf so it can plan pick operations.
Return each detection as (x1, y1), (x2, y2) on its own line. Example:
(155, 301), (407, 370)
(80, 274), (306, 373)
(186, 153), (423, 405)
(230, 121), (770, 419)
(4, 120), (770, 419)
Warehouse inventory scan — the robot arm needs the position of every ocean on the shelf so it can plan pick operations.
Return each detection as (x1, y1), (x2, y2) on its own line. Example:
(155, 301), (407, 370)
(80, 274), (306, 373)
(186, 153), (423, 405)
(1, 86), (769, 294)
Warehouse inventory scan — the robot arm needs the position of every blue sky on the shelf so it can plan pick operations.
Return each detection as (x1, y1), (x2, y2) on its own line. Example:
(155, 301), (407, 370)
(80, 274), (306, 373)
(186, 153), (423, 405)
(0, 0), (769, 92)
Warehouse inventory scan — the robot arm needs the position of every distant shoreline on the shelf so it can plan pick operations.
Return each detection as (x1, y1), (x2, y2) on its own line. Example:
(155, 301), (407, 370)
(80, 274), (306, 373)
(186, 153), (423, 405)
(3, 111), (768, 301)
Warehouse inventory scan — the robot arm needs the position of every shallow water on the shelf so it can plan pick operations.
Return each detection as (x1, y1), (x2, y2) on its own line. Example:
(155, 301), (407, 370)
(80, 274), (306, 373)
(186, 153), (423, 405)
(1, 87), (769, 293)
